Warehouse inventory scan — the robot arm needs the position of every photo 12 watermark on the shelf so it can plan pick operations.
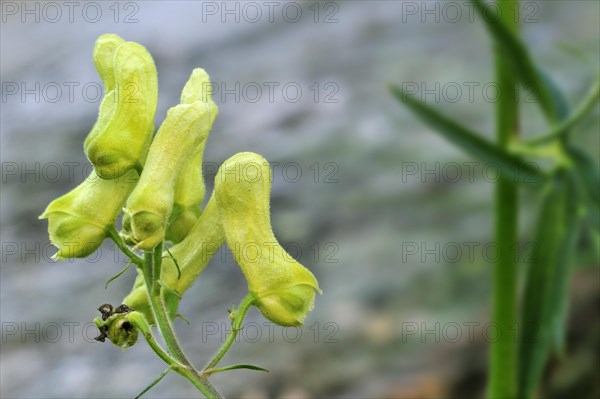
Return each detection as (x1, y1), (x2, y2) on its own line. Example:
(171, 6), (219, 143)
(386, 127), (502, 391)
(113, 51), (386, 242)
(198, 1), (339, 24)
(401, 321), (544, 344)
(400, 161), (542, 185)
(399, 81), (541, 104)
(400, 241), (538, 264)
(1, 1), (141, 24)
(399, 1), (540, 24)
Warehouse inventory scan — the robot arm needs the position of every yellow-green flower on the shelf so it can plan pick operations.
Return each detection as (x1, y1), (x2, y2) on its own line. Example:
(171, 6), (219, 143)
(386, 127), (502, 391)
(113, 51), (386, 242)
(124, 68), (218, 250)
(39, 170), (138, 259)
(84, 35), (158, 179)
(166, 69), (217, 243)
(214, 152), (321, 326)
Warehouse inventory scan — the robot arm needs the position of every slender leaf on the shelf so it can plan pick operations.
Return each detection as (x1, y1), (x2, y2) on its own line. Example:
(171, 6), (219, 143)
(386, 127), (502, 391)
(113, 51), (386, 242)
(519, 170), (579, 397)
(537, 68), (571, 123)
(556, 42), (600, 72)
(205, 364), (269, 376)
(548, 173), (581, 356)
(164, 244), (181, 280)
(470, 0), (557, 121)
(390, 85), (544, 184)
(566, 146), (600, 231)
(135, 367), (171, 399)
(105, 260), (133, 289)
(527, 75), (600, 145)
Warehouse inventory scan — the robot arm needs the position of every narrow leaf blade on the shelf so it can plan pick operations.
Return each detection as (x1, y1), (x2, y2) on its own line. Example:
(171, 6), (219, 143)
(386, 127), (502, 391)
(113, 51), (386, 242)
(519, 171), (578, 396)
(471, 0), (557, 121)
(206, 364), (269, 376)
(390, 85), (544, 184)
(135, 367), (171, 399)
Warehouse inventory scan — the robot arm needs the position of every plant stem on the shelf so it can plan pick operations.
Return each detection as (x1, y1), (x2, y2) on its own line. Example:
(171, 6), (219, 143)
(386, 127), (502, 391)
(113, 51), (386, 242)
(203, 293), (256, 372)
(147, 244), (188, 361)
(488, 1), (519, 398)
(140, 329), (180, 366)
(107, 228), (144, 266)
(139, 243), (223, 399)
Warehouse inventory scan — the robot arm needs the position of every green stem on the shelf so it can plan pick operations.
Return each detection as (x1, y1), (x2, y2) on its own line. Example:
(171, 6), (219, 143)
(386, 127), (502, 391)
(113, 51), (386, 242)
(126, 311), (181, 367)
(203, 293), (256, 371)
(141, 330), (220, 399)
(107, 228), (144, 267)
(488, 1), (519, 398)
(138, 243), (223, 399)
(143, 252), (154, 295)
(142, 330), (179, 366)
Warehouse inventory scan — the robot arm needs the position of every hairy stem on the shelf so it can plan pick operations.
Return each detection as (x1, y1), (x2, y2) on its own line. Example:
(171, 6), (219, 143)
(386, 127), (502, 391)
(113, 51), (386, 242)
(107, 228), (144, 266)
(203, 293), (256, 372)
(139, 243), (223, 398)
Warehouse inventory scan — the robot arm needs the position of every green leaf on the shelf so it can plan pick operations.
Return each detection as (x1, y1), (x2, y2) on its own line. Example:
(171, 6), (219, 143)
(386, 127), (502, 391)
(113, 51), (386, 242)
(537, 68), (571, 123)
(526, 75), (600, 145)
(556, 42), (600, 72)
(389, 85), (544, 184)
(566, 146), (600, 231)
(164, 245), (181, 280)
(204, 364), (269, 376)
(548, 174), (581, 356)
(518, 170), (580, 397)
(135, 367), (171, 399)
(470, 0), (557, 122)
(105, 260), (133, 289)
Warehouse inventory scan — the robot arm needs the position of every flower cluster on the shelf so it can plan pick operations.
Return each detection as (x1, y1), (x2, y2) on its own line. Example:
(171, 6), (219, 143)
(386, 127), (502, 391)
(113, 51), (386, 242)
(40, 34), (320, 335)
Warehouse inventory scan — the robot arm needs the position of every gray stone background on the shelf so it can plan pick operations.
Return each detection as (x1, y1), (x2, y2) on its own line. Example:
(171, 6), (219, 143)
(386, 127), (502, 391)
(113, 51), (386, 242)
(1, 1), (599, 398)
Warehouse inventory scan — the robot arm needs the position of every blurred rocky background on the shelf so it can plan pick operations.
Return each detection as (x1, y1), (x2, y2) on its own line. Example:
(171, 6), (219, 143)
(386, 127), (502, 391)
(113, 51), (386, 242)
(1, 1), (598, 398)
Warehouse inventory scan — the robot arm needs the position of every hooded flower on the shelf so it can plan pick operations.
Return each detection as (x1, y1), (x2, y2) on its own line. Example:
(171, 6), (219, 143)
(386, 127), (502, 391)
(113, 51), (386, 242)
(124, 68), (218, 250)
(165, 69), (217, 243)
(84, 34), (158, 179)
(214, 152), (321, 326)
(39, 170), (138, 259)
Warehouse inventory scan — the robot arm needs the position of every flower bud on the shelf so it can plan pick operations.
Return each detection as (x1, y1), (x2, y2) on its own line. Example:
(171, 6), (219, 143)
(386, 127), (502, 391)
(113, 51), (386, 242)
(125, 69), (218, 250)
(84, 38), (158, 179)
(40, 170), (138, 259)
(214, 152), (320, 326)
